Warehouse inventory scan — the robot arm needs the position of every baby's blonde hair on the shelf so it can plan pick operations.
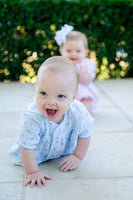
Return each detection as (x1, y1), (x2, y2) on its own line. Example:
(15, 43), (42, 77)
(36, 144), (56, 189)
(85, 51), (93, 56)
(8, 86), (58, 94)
(36, 56), (79, 94)
(60, 31), (89, 50)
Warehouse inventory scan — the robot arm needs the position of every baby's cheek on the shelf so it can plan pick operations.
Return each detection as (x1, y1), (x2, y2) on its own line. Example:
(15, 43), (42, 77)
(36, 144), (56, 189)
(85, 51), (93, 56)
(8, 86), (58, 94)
(36, 98), (42, 109)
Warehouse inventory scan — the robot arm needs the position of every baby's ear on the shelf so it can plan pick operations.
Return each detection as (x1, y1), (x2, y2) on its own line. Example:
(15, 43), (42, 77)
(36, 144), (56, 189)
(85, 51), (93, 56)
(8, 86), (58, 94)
(86, 49), (89, 55)
(59, 46), (63, 55)
(73, 92), (77, 100)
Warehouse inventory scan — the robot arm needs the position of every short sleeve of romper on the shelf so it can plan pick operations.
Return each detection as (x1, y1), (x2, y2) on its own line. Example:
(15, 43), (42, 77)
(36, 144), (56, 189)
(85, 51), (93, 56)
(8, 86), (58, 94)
(18, 112), (41, 150)
(70, 99), (94, 139)
(16, 98), (46, 151)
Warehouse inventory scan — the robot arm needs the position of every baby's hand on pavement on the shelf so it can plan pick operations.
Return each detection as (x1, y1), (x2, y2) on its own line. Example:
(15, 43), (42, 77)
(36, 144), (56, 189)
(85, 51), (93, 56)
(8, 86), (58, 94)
(59, 154), (81, 172)
(24, 171), (51, 188)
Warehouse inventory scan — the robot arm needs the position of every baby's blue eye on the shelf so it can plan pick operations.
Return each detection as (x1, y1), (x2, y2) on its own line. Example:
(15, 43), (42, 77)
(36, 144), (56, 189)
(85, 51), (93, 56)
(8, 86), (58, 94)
(58, 95), (65, 98)
(40, 91), (47, 96)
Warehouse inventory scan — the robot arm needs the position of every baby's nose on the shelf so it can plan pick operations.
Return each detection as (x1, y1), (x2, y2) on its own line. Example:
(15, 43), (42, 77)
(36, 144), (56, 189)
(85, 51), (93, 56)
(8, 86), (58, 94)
(47, 98), (56, 106)
(71, 51), (76, 56)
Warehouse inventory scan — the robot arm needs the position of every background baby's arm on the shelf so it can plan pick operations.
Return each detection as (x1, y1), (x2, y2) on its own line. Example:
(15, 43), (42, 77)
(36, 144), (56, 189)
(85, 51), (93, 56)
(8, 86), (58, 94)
(79, 66), (93, 84)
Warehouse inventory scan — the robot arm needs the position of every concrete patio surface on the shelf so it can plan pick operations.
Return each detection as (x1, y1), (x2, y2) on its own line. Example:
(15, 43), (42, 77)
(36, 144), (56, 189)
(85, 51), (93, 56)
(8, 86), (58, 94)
(0, 79), (133, 200)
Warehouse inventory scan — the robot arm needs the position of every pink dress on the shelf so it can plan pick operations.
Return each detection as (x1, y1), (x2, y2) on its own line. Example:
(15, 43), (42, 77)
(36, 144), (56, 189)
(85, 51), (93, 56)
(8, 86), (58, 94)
(76, 58), (99, 110)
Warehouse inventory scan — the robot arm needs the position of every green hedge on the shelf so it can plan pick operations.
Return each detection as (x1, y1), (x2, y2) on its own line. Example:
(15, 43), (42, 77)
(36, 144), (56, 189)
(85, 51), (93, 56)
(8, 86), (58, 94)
(0, 0), (133, 82)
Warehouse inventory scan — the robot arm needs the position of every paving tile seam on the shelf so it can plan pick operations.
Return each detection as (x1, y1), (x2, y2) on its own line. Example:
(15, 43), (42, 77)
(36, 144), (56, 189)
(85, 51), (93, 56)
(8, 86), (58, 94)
(93, 130), (133, 134)
(22, 181), (26, 200)
(96, 85), (133, 124)
(0, 181), (23, 184)
(0, 111), (22, 113)
(0, 111), (21, 113)
(51, 177), (133, 182)
(1, 176), (133, 184)
(49, 177), (133, 181)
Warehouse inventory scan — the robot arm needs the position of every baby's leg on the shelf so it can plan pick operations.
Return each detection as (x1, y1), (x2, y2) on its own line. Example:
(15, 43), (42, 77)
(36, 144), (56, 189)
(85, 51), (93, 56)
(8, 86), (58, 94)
(81, 99), (92, 113)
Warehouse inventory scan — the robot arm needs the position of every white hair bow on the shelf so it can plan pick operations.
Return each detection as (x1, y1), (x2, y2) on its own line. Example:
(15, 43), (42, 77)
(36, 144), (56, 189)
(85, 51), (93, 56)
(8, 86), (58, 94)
(55, 24), (73, 46)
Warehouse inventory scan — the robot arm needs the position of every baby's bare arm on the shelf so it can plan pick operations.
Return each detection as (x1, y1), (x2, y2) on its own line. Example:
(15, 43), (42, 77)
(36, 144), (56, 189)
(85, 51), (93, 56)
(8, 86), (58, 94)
(79, 66), (93, 84)
(21, 148), (39, 175)
(73, 137), (91, 160)
(21, 148), (51, 187)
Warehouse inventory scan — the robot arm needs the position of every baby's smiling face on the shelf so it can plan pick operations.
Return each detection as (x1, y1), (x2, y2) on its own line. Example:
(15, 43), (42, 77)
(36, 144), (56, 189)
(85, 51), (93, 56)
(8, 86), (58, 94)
(36, 69), (76, 124)
(60, 39), (88, 64)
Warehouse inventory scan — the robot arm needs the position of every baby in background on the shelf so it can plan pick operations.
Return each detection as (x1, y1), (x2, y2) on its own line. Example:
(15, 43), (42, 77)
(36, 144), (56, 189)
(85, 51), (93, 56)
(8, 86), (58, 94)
(9, 56), (93, 188)
(55, 24), (99, 113)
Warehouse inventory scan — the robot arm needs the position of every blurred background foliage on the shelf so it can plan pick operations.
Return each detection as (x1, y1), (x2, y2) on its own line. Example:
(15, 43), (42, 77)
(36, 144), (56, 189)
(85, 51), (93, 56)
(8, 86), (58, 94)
(0, 0), (133, 83)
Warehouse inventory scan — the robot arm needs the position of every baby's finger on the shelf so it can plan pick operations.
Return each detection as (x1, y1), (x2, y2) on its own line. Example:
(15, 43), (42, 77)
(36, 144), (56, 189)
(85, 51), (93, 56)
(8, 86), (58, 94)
(37, 179), (42, 188)
(65, 162), (77, 171)
(44, 175), (52, 180)
(30, 179), (36, 188)
(61, 162), (71, 172)
(64, 165), (73, 172)
(41, 178), (46, 186)
(59, 158), (67, 167)
(24, 178), (31, 187)
(69, 163), (77, 170)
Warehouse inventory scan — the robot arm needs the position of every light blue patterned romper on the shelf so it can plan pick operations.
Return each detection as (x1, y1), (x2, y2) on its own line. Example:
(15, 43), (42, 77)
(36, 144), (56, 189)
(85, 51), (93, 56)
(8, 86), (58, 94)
(9, 98), (93, 165)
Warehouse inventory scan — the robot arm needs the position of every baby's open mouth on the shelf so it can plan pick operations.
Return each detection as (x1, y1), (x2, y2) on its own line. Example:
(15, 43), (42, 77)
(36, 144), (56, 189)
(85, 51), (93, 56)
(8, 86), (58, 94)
(70, 58), (77, 61)
(46, 109), (57, 117)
